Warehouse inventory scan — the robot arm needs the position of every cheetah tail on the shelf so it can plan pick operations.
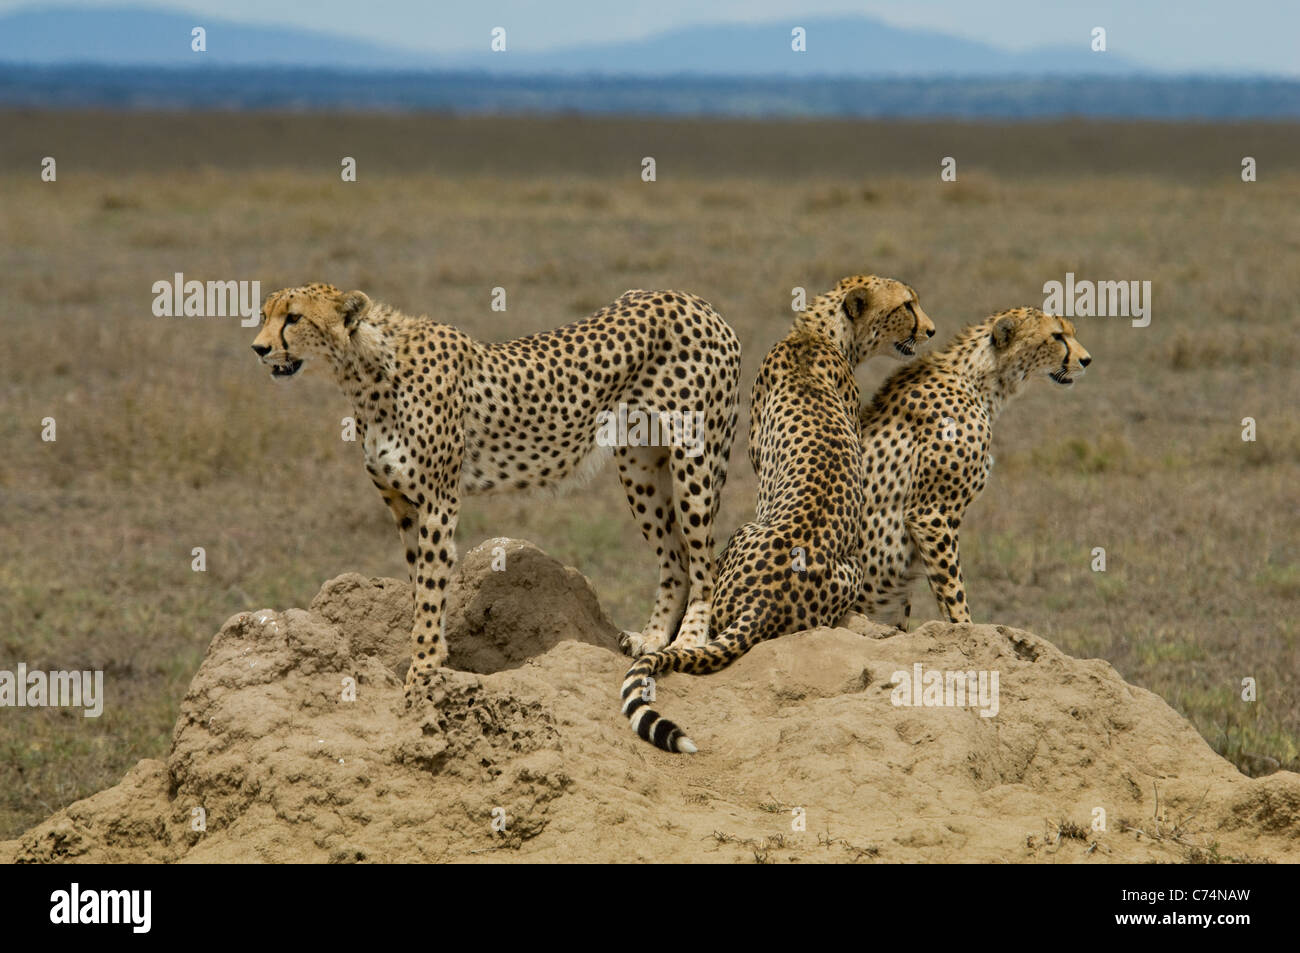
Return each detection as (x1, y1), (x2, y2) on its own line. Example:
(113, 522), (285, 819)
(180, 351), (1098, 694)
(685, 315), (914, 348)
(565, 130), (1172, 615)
(619, 636), (747, 754)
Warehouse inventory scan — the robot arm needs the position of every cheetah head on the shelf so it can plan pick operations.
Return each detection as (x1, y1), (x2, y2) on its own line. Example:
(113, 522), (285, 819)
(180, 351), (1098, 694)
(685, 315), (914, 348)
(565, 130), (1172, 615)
(989, 309), (1092, 387)
(251, 283), (371, 379)
(833, 275), (936, 364)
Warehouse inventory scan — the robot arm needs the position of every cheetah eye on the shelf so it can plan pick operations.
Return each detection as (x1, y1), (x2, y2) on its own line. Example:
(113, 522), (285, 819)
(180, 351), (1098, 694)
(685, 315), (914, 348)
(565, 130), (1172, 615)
(1052, 332), (1065, 342)
(285, 313), (302, 325)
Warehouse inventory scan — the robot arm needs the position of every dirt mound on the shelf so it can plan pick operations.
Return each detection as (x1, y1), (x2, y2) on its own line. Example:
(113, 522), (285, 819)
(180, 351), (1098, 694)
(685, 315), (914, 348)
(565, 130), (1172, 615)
(4, 539), (1296, 864)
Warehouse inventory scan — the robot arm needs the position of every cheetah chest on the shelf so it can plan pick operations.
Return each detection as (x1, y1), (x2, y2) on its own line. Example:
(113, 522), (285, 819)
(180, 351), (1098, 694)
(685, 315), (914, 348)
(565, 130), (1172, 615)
(363, 424), (414, 491)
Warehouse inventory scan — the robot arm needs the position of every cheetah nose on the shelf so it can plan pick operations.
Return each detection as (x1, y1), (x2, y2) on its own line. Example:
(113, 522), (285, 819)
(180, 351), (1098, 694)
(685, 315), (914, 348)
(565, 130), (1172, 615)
(1080, 356), (1092, 367)
(925, 327), (935, 337)
(252, 344), (271, 357)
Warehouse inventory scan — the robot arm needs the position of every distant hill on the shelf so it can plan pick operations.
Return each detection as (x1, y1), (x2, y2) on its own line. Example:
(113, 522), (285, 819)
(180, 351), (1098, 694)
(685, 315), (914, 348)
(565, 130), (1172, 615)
(2, 6), (1296, 119)
(0, 6), (1143, 76)
(0, 6), (431, 69)
(447, 18), (1142, 77)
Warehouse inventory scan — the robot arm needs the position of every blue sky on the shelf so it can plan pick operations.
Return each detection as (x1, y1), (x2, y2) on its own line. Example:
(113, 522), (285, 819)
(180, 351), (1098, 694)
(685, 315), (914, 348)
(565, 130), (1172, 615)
(5, 1), (1296, 75)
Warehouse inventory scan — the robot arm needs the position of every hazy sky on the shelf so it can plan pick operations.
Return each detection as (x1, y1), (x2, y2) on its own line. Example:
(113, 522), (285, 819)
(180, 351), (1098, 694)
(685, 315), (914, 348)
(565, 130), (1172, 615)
(5, 1), (1296, 74)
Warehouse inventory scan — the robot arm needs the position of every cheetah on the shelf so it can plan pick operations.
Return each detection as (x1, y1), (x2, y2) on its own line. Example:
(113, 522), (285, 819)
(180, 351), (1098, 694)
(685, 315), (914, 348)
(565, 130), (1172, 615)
(251, 284), (741, 701)
(621, 276), (935, 752)
(853, 308), (1092, 628)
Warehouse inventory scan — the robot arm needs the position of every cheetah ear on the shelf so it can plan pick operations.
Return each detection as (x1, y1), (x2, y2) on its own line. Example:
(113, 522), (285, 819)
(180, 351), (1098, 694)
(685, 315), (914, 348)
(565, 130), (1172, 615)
(339, 290), (371, 329)
(991, 315), (1017, 349)
(842, 286), (870, 322)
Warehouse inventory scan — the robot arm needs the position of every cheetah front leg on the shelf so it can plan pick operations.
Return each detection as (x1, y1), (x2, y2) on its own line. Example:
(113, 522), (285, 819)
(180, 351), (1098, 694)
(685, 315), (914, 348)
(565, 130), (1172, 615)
(852, 511), (917, 630)
(404, 493), (460, 701)
(853, 548), (917, 630)
(854, 585), (913, 630)
(376, 484), (419, 578)
(905, 510), (972, 623)
(825, 557), (866, 626)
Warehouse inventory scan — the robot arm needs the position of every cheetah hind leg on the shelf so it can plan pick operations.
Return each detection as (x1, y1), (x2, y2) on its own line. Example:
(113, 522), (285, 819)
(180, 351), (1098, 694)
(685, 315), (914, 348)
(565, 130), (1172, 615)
(663, 448), (723, 651)
(614, 445), (690, 657)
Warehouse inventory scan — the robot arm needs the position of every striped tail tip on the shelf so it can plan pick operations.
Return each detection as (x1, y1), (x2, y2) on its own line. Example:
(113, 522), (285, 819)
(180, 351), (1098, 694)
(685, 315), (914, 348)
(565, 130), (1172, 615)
(623, 688), (699, 754)
(621, 657), (699, 753)
(630, 705), (697, 753)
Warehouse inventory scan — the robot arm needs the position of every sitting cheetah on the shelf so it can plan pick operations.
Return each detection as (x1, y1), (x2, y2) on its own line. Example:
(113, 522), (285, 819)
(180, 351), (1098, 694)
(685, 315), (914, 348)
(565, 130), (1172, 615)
(621, 276), (934, 752)
(251, 284), (740, 701)
(854, 308), (1091, 627)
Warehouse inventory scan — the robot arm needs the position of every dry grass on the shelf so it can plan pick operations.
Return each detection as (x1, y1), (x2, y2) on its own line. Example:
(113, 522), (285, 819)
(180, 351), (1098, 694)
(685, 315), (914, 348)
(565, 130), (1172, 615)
(1, 112), (1297, 838)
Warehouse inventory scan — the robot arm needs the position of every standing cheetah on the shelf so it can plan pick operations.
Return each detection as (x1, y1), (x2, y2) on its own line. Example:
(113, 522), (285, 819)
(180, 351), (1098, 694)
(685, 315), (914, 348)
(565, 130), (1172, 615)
(621, 276), (934, 752)
(251, 284), (740, 701)
(854, 308), (1092, 627)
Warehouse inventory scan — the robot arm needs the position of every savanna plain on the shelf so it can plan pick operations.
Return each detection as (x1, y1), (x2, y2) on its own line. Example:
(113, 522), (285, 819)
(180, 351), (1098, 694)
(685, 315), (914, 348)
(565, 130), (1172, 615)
(0, 111), (1297, 839)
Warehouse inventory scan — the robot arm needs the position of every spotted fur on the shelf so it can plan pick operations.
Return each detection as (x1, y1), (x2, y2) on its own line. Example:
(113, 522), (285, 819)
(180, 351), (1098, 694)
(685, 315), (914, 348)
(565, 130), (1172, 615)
(252, 283), (741, 701)
(621, 275), (934, 752)
(854, 308), (1092, 627)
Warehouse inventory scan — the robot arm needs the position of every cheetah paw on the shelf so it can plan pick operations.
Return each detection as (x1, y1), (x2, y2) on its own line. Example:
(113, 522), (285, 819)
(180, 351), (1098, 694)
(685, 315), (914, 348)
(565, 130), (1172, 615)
(619, 630), (668, 657)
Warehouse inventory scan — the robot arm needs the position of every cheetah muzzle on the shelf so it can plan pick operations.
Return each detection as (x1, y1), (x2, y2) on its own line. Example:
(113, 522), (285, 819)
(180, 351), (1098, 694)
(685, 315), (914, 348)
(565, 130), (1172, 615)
(269, 357), (304, 378)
